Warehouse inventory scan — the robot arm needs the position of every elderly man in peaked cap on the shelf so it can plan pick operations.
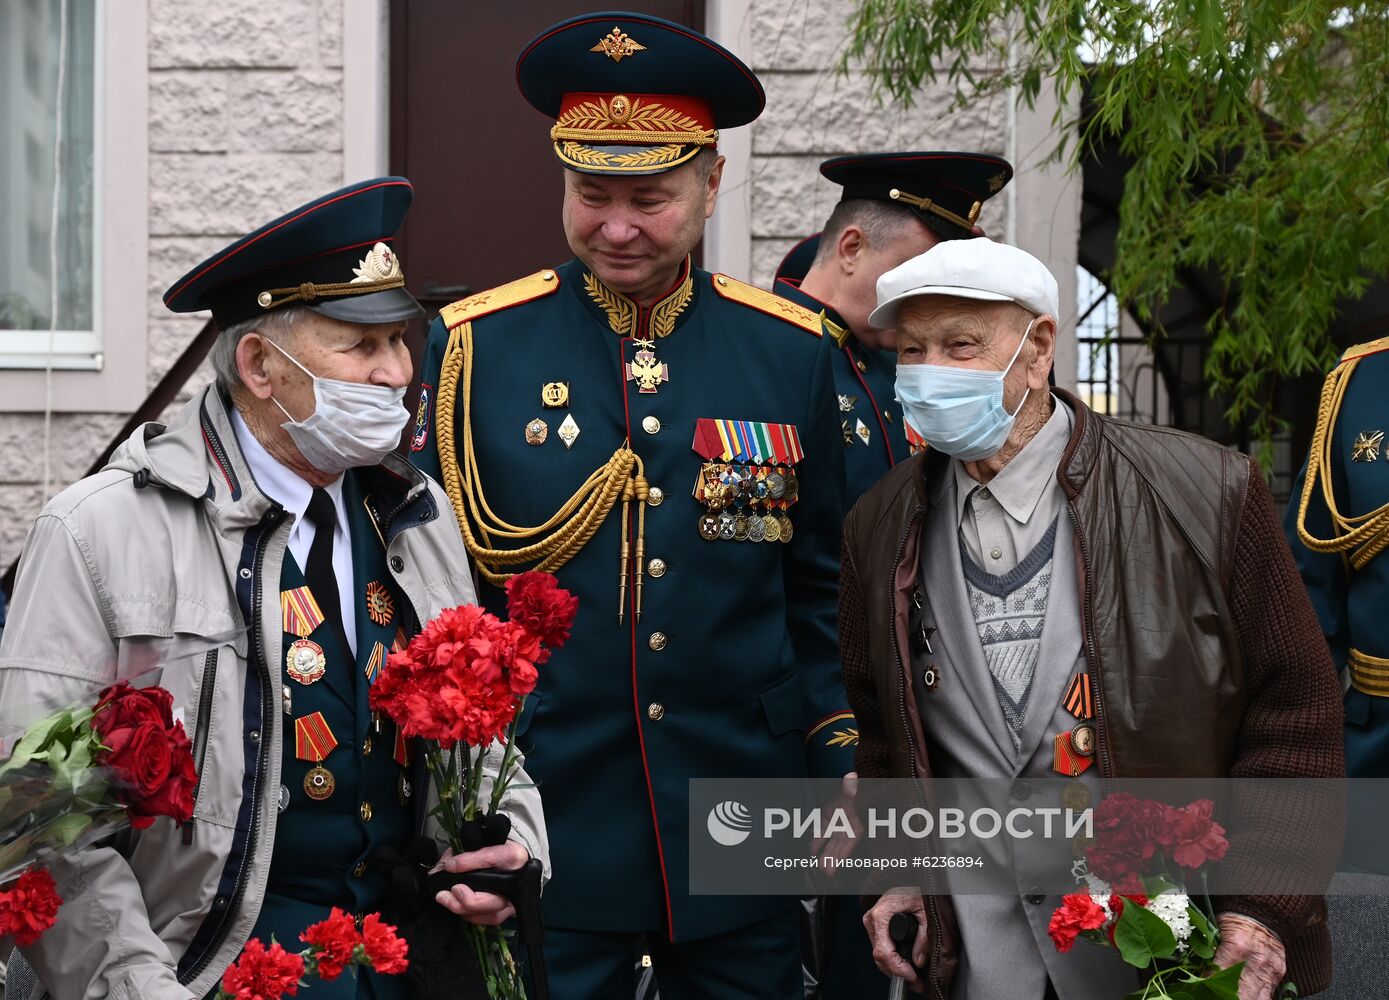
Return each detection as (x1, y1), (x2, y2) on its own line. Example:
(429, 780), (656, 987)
(0, 177), (547, 1000)
(838, 239), (1342, 999)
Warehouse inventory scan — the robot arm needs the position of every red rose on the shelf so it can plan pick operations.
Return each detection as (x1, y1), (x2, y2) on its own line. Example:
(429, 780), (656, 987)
(360, 913), (409, 975)
(1048, 891), (1107, 953)
(1159, 799), (1229, 870)
(219, 938), (305, 1000)
(92, 682), (198, 827)
(505, 572), (578, 649)
(0, 867), (63, 946)
(300, 907), (360, 980)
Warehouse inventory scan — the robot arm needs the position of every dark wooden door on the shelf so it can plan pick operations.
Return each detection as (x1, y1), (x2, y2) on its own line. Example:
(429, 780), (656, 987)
(389, 0), (704, 314)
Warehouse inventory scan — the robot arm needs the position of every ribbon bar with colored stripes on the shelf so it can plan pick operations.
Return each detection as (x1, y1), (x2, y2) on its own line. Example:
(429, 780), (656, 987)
(692, 418), (804, 465)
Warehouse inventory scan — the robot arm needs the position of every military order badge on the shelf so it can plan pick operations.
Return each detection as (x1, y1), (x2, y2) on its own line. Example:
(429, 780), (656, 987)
(364, 581), (395, 627)
(286, 638), (327, 686)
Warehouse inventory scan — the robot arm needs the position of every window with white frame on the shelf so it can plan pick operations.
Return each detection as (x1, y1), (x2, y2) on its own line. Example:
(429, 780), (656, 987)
(0, 0), (101, 370)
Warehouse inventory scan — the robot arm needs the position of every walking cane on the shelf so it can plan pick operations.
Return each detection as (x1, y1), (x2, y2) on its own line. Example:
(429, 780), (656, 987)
(886, 911), (919, 1000)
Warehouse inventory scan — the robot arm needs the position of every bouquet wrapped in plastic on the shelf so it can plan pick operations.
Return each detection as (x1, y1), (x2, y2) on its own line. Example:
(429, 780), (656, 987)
(0, 634), (226, 944)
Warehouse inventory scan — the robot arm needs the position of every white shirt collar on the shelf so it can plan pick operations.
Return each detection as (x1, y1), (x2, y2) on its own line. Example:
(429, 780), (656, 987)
(953, 394), (1073, 529)
(230, 407), (347, 529)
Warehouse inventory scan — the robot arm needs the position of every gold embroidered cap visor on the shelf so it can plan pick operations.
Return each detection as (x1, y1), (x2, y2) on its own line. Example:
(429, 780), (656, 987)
(162, 176), (425, 328)
(516, 11), (765, 176)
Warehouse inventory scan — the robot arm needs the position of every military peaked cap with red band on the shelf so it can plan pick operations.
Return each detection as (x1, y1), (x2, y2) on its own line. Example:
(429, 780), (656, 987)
(162, 176), (425, 329)
(820, 151), (1015, 241)
(516, 10), (765, 176)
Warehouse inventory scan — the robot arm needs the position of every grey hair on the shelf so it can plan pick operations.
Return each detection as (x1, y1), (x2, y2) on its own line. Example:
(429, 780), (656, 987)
(812, 198), (922, 266)
(210, 305), (313, 394)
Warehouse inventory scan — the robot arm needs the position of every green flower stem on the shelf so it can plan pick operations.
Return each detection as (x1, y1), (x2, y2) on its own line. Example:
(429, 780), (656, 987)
(487, 715), (522, 816)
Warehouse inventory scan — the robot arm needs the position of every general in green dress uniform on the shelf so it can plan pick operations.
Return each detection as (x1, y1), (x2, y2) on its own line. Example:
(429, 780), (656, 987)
(1287, 335), (1389, 874)
(410, 11), (852, 998)
(773, 152), (1011, 999)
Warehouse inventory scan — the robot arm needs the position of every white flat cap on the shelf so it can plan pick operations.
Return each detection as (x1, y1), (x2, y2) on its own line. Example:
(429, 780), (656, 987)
(869, 239), (1059, 329)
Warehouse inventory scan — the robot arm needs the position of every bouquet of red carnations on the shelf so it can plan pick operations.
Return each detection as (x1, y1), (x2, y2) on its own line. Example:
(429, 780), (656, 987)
(215, 906), (409, 999)
(1049, 793), (1241, 1000)
(369, 570), (577, 1000)
(0, 676), (200, 945)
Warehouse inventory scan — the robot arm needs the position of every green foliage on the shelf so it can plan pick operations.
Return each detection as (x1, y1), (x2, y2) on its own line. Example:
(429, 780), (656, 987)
(1115, 899), (1179, 967)
(846, 0), (1389, 441)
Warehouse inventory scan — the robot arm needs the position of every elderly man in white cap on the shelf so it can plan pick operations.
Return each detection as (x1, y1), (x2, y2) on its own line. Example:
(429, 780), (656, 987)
(836, 239), (1343, 999)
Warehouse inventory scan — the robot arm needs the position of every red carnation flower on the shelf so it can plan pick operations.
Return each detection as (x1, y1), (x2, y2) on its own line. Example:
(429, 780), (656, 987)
(1085, 793), (1168, 883)
(300, 907), (360, 980)
(505, 572), (578, 649)
(1159, 799), (1230, 870)
(361, 913), (409, 975)
(0, 867), (62, 946)
(1104, 892), (1150, 944)
(220, 938), (306, 1000)
(1048, 891), (1107, 953)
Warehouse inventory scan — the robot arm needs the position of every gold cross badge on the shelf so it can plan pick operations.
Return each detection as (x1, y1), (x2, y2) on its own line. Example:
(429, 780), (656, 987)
(1352, 429), (1384, 463)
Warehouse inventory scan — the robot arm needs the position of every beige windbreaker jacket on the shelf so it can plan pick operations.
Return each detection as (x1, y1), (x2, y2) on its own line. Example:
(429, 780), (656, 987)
(0, 385), (549, 1000)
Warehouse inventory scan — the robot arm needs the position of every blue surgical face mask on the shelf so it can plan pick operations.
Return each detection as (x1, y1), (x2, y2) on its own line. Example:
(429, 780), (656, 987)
(894, 318), (1035, 461)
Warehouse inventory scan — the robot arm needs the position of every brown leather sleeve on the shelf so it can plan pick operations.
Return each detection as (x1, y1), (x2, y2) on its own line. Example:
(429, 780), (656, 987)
(1218, 457), (1343, 993)
(840, 528), (893, 782)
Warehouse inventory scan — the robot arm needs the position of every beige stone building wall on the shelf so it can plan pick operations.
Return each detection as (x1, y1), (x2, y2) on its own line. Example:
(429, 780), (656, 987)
(0, 0), (345, 566)
(0, 0), (1080, 566)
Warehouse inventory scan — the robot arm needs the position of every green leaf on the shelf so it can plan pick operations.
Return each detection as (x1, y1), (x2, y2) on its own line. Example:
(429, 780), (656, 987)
(1114, 901), (1179, 968)
(1187, 904), (1218, 961)
(41, 811), (92, 848)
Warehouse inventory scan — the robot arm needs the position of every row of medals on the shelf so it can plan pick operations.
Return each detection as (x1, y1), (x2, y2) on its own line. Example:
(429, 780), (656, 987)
(694, 462), (799, 543)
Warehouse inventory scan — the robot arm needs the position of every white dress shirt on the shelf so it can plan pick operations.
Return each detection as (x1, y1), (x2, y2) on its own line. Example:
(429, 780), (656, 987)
(953, 395), (1074, 575)
(232, 409), (357, 656)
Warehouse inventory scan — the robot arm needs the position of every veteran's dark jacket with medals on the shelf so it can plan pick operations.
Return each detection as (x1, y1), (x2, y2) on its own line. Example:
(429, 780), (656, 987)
(1287, 337), (1389, 871)
(774, 278), (917, 509)
(412, 257), (852, 940)
(841, 392), (1342, 997)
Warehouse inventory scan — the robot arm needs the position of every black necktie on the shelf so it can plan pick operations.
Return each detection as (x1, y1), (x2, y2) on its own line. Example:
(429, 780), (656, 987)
(304, 488), (352, 658)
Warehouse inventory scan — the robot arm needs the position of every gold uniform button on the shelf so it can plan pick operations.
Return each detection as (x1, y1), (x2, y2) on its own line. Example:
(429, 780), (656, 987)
(856, 360), (868, 373)
(541, 270), (556, 282)
(648, 631), (668, 651)
(647, 702), (665, 721)
(353, 862), (366, 878)
(647, 487), (665, 506)
(362, 737), (372, 757)
(642, 415), (661, 435)
(716, 276), (729, 287)
(360, 801), (373, 822)
(648, 557), (667, 578)
(884, 411), (893, 422)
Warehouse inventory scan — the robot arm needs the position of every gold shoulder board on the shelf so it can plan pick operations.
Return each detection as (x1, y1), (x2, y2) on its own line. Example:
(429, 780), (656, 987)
(710, 273), (822, 337)
(439, 269), (561, 329)
(1340, 336), (1389, 365)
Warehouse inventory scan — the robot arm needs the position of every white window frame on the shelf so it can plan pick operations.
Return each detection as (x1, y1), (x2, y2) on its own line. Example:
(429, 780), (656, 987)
(0, 0), (148, 410)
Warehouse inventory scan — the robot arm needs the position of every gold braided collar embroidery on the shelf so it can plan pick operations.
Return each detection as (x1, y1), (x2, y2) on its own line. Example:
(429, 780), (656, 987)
(583, 264), (694, 339)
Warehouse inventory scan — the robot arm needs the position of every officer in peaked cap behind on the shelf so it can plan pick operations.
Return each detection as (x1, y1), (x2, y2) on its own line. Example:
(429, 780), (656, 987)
(412, 11), (853, 998)
(0, 177), (548, 999)
(776, 152), (1013, 516)
(773, 152), (1010, 1000)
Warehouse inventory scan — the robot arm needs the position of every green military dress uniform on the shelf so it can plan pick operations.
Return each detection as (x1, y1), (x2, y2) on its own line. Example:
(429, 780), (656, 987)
(775, 279), (915, 506)
(412, 256), (853, 941)
(1287, 336), (1389, 873)
(249, 473), (416, 999)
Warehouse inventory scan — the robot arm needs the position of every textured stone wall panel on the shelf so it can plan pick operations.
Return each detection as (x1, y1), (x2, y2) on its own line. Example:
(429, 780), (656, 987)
(149, 71), (231, 152)
(149, 0), (317, 69)
(226, 71), (344, 152)
(0, 485), (47, 568)
(151, 153), (343, 236)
